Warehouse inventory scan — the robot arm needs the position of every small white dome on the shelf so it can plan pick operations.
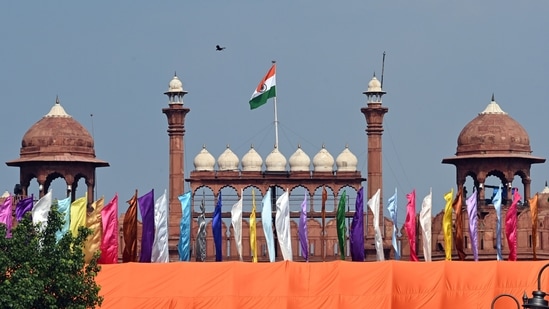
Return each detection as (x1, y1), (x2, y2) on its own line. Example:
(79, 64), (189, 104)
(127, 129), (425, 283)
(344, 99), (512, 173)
(193, 145), (216, 171)
(265, 146), (287, 172)
(313, 145), (334, 172)
(45, 97), (71, 118)
(336, 145), (358, 172)
(289, 145), (310, 172)
(217, 145), (239, 171)
(241, 145), (263, 171)
(167, 75), (184, 93)
(367, 76), (382, 92)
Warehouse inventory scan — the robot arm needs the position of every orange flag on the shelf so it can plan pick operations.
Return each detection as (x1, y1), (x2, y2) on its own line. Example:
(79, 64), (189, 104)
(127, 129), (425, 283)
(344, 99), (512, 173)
(529, 193), (539, 260)
(452, 188), (466, 261)
(123, 190), (138, 263)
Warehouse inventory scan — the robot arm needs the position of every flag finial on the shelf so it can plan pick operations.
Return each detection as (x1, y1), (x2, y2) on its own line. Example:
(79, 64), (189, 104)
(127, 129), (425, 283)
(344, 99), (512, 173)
(271, 60), (276, 64)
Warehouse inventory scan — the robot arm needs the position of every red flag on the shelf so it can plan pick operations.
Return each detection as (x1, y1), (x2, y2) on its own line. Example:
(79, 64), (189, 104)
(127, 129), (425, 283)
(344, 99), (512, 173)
(99, 194), (119, 264)
(505, 188), (520, 261)
(404, 190), (418, 261)
(123, 190), (138, 263)
(452, 188), (466, 261)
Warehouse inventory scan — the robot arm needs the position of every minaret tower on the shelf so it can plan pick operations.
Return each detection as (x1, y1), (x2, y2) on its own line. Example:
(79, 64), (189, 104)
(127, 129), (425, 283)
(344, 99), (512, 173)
(361, 74), (388, 211)
(162, 73), (190, 218)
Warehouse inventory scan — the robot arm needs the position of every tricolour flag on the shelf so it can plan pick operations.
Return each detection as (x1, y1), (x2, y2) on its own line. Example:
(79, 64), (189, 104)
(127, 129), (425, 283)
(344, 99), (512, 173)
(350, 187), (365, 261)
(275, 189), (292, 261)
(250, 189), (258, 263)
(452, 188), (466, 261)
(368, 188), (384, 261)
(178, 191), (192, 261)
(152, 189), (169, 263)
(466, 188), (478, 261)
(529, 193), (539, 260)
(122, 190), (138, 263)
(298, 192), (309, 261)
(0, 195), (13, 238)
(231, 190), (243, 261)
(249, 63), (276, 110)
(443, 189), (454, 260)
(404, 190), (418, 261)
(55, 196), (71, 242)
(387, 188), (399, 260)
(212, 192), (223, 261)
(419, 189), (432, 262)
(336, 190), (347, 260)
(99, 194), (119, 264)
(505, 188), (520, 261)
(33, 191), (53, 231)
(261, 189), (275, 262)
(84, 197), (105, 264)
(195, 197), (206, 262)
(493, 186), (503, 261)
(138, 189), (155, 263)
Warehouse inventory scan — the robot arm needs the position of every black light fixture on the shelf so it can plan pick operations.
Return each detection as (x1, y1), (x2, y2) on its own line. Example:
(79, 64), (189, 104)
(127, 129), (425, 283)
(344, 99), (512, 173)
(491, 293), (520, 309)
(523, 263), (549, 309)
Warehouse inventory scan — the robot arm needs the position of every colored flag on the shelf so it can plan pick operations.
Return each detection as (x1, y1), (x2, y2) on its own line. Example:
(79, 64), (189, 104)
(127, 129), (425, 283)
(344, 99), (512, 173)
(138, 189), (155, 263)
(195, 197), (206, 262)
(84, 197), (105, 263)
(261, 189), (275, 262)
(505, 188), (520, 261)
(350, 187), (365, 261)
(336, 190), (347, 260)
(466, 188), (478, 261)
(404, 190), (418, 261)
(419, 189), (432, 262)
(33, 191), (52, 231)
(493, 186), (503, 261)
(70, 194), (88, 238)
(55, 196), (71, 242)
(368, 188), (384, 261)
(275, 189), (292, 261)
(123, 190), (138, 263)
(443, 189), (454, 260)
(99, 194), (119, 264)
(152, 189), (169, 263)
(387, 188), (399, 260)
(298, 192), (309, 261)
(452, 188), (466, 261)
(231, 190), (243, 261)
(250, 189), (258, 263)
(529, 193), (539, 260)
(212, 191), (223, 261)
(0, 195), (13, 238)
(178, 191), (192, 261)
(321, 186), (328, 259)
(15, 195), (33, 221)
(249, 63), (276, 110)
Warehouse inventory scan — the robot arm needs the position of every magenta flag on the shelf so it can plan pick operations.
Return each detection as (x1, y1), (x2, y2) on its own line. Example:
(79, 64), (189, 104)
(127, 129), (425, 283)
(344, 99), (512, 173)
(466, 188), (479, 261)
(99, 194), (119, 264)
(0, 195), (13, 238)
(138, 189), (155, 263)
(350, 187), (365, 261)
(404, 190), (418, 261)
(298, 193), (309, 261)
(505, 188), (521, 261)
(15, 195), (33, 221)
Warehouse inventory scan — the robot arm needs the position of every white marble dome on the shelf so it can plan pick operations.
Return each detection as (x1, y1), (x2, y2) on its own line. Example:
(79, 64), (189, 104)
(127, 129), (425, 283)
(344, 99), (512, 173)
(265, 146), (287, 172)
(217, 145), (239, 171)
(289, 145), (310, 172)
(193, 145), (216, 171)
(336, 145), (358, 172)
(367, 76), (382, 92)
(241, 145), (263, 171)
(167, 74), (184, 92)
(313, 145), (334, 172)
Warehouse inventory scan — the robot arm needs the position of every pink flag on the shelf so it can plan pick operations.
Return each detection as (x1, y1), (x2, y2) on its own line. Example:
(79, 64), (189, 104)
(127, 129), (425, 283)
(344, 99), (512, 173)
(404, 190), (418, 261)
(505, 188), (520, 261)
(99, 194), (119, 264)
(0, 195), (13, 238)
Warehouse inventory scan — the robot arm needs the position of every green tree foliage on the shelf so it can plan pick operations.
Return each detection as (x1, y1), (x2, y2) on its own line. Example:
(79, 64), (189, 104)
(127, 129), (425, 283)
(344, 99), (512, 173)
(0, 205), (103, 308)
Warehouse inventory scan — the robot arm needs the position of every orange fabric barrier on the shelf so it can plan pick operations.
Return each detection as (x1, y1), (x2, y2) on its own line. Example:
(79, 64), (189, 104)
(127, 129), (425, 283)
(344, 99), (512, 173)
(96, 260), (549, 308)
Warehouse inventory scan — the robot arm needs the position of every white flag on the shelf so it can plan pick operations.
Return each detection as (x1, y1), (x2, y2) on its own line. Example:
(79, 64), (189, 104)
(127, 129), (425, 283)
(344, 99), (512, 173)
(420, 189), (432, 262)
(367, 189), (384, 261)
(231, 190), (243, 261)
(32, 191), (52, 231)
(275, 189), (292, 261)
(152, 189), (169, 263)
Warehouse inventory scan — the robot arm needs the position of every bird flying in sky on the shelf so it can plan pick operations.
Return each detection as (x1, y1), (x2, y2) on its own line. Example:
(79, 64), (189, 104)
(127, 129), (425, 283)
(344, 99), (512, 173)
(216, 45), (226, 51)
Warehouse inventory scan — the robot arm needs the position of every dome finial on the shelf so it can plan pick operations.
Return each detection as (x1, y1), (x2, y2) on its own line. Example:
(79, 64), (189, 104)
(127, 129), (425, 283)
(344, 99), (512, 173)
(491, 93), (495, 102)
(373, 71), (376, 77)
(174, 71), (177, 77)
(55, 95), (60, 104)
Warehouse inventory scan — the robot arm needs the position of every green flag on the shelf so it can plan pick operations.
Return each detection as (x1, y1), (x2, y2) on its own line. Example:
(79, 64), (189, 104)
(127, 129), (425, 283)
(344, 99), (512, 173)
(336, 190), (347, 260)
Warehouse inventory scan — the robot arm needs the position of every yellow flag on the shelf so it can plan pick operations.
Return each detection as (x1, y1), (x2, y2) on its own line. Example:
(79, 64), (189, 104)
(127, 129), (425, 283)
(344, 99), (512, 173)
(442, 189), (454, 261)
(70, 194), (88, 238)
(84, 197), (105, 263)
(250, 189), (257, 263)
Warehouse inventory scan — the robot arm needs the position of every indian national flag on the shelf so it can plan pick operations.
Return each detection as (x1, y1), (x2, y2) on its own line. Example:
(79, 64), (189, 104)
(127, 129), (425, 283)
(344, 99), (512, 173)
(249, 64), (276, 109)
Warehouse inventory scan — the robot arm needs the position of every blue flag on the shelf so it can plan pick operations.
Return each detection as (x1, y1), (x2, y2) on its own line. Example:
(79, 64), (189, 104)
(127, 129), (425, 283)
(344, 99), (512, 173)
(177, 191), (192, 261)
(493, 186), (503, 261)
(350, 187), (365, 261)
(387, 188), (399, 260)
(15, 195), (33, 221)
(55, 196), (72, 242)
(261, 190), (275, 262)
(212, 192), (223, 261)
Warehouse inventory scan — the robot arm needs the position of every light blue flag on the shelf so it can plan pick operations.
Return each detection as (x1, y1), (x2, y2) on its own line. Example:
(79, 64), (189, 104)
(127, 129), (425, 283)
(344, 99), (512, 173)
(493, 185), (503, 261)
(55, 196), (72, 242)
(177, 191), (192, 261)
(387, 188), (400, 260)
(261, 190), (275, 262)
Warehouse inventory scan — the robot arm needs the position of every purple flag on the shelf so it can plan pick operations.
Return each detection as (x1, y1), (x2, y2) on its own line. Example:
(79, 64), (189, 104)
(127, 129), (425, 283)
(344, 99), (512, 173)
(138, 189), (155, 263)
(350, 187), (365, 261)
(213, 192), (223, 261)
(466, 187), (479, 261)
(15, 195), (33, 221)
(298, 193), (309, 261)
(0, 195), (13, 238)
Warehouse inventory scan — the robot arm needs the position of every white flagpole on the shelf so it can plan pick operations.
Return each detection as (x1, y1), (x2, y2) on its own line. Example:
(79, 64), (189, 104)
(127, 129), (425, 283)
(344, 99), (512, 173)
(272, 60), (279, 148)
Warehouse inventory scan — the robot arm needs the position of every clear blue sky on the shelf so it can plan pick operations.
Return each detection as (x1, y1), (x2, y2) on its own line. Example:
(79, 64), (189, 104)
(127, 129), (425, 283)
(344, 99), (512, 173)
(1, 1), (548, 221)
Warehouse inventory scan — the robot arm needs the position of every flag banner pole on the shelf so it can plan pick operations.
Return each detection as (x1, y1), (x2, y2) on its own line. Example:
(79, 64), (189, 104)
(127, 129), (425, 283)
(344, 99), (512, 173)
(274, 96), (279, 148)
